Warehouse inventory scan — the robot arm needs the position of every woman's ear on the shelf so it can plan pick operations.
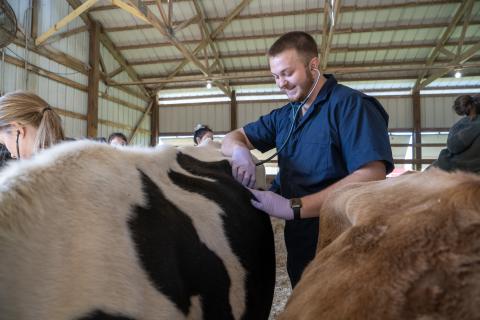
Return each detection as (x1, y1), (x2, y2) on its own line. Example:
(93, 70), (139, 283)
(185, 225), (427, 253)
(11, 122), (25, 138)
(10, 121), (27, 137)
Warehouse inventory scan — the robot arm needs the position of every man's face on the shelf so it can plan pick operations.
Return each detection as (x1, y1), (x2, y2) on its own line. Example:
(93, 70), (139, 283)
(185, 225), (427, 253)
(269, 49), (315, 102)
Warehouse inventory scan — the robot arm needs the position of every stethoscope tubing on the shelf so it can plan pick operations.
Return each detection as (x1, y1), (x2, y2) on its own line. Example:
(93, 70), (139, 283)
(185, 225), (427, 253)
(255, 70), (321, 166)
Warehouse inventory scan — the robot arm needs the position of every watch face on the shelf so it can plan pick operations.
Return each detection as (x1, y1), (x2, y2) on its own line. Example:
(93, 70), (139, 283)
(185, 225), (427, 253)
(290, 198), (302, 208)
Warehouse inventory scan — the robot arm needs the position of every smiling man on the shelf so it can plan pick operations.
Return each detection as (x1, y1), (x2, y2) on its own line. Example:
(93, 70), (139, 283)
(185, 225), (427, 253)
(221, 31), (394, 287)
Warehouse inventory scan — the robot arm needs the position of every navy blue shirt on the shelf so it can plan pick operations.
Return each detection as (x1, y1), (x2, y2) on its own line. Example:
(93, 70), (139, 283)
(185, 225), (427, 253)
(244, 74), (394, 199)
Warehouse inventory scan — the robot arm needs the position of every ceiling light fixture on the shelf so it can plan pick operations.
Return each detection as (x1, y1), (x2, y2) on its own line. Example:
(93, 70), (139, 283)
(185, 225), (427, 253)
(454, 70), (462, 79)
(206, 80), (212, 89)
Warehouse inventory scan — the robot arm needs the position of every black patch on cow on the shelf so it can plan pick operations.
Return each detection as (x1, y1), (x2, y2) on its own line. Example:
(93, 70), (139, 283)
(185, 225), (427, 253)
(169, 153), (275, 320)
(129, 170), (234, 319)
(75, 310), (135, 320)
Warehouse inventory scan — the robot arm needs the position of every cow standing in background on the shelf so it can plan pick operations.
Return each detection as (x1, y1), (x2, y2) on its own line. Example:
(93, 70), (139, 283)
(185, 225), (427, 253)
(280, 169), (480, 320)
(0, 140), (275, 320)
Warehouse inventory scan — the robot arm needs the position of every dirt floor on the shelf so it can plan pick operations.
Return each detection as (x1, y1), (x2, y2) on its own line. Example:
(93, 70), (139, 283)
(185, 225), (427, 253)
(268, 218), (292, 320)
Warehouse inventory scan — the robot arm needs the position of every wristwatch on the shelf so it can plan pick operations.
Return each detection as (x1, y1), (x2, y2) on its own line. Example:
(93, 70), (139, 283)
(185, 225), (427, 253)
(290, 198), (302, 220)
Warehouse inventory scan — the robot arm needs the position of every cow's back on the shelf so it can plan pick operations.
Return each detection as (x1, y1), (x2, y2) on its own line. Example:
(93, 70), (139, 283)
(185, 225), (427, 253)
(280, 170), (480, 320)
(0, 141), (275, 320)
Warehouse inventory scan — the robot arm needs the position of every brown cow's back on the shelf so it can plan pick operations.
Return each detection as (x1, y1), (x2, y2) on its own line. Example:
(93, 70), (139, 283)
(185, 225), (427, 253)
(280, 169), (480, 320)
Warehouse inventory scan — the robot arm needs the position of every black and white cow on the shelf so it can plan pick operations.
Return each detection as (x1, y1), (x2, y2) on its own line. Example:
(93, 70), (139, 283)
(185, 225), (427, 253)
(0, 140), (275, 320)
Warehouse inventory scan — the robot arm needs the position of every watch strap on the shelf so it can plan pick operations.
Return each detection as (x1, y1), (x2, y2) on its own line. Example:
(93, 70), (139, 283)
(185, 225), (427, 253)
(290, 198), (302, 220)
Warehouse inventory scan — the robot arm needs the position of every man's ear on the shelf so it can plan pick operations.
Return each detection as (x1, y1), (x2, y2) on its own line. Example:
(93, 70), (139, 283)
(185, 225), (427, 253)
(309, 57), (319, 71)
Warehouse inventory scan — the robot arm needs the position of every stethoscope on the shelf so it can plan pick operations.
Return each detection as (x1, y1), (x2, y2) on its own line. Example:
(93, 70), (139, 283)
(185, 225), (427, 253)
(256, 69), (322, 166)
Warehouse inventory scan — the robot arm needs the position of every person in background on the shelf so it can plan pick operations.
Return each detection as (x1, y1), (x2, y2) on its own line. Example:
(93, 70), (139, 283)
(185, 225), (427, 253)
(193, 124), (214, 146)
(221, 31), (393, 287)
(431, 94), (480, 173)
(0, 143), (12, 168)
(108, 132), (128, 146)
(0, 91), (64, 160)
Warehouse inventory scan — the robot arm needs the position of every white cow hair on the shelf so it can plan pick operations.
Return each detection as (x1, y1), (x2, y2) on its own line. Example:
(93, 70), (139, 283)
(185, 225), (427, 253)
(0, 140), (249, 320)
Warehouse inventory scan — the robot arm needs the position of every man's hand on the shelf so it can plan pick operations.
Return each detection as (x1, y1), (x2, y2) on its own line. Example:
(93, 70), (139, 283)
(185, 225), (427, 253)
(249, 189), (294, 220)
(232, 146), (256, 188)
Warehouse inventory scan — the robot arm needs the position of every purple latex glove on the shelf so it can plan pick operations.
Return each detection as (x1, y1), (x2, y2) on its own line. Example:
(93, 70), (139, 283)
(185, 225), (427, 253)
(249, 189), (294, 220)
(232, 146), (256, 188)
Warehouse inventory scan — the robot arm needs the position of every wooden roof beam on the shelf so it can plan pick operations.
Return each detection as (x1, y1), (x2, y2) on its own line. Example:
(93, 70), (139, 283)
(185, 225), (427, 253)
(172, 14), (199, 33)
(155, 0), (170, 29)
(65, 0), (151, 98)
(90, 0), (190, 12)
(439, 47), (457, 60)
(152, 0), (253, 93)
(457, 0), (474, 56)
(108, 66), (124, 78)
(414, 0), (474, 90)
(100, 1), (462, 28)
(129, 101), (153, 144)
(321, 0), (328, 69)
(13, 36), (89, 74)
(126, 39), (480, 65)
(417, 41), (480, 90)
(99, 32), (151, 97)
(167, 0), (173, 28)
(159, 75), (480, 90)
(36, 0), (98, 46)
(41, 26), (89, 46)
(120, 0), (231, 96)
(192, 0), (231, 94)
(114, 21), (480, 51)
(321, 0), (341, 70)
(155, 0), (251, 91)
(108, 57), (480, 86)
(99, 52), (107, 73)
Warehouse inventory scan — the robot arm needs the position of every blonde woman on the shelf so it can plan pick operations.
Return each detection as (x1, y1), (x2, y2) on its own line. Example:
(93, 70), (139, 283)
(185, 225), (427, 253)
(0, 91), (64, 160)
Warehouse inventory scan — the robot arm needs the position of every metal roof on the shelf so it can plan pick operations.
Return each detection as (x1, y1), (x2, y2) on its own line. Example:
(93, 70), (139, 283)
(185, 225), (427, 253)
(74, 0), (480, 96)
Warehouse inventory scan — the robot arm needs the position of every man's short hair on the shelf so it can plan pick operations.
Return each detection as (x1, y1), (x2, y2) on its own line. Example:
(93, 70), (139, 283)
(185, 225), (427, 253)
(267, 31), (318, 64)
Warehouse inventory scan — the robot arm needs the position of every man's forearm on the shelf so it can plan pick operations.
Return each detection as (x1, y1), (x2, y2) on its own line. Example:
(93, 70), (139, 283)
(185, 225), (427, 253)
(221, 129), (252, 156)
(300, 161), (387, 218)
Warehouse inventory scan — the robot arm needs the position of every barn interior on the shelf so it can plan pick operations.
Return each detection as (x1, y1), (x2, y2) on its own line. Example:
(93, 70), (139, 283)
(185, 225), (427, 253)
(0, 0), (479, 319)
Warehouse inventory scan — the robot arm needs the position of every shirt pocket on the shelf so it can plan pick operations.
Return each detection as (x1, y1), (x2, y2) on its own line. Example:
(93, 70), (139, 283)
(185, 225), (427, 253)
(296, 133), (331, 175)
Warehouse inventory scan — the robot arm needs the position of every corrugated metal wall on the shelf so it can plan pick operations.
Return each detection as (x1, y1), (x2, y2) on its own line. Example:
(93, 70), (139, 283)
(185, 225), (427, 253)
(98, 44), (150, 146)
(421, 95), (462, 130)
(237, 101), (283, 128)
(159, 103), (230, 133)
(157, 94), (468, 134)
(38, 0), (89, 64)
(376, 97), (412, 130)
(2, 0), (151, 146)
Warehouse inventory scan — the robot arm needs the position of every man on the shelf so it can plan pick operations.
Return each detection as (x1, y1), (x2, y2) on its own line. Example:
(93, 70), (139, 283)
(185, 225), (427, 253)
(221, 31), (394, 287)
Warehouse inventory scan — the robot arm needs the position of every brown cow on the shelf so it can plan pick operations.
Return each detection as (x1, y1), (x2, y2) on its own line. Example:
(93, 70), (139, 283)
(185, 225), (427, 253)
(280, 169), (480, 320)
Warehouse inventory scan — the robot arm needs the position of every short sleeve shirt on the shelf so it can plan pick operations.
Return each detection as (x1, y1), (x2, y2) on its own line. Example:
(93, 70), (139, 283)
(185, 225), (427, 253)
(244, 74), (394, 198)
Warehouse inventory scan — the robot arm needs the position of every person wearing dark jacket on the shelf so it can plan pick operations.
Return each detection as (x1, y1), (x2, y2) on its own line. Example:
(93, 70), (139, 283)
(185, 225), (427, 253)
(0, 143), (12, 168)
(432, 94), (480, 173)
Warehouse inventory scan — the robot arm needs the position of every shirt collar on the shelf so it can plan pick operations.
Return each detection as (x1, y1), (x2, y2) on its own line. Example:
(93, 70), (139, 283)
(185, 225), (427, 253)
(314, 74), (337, 104)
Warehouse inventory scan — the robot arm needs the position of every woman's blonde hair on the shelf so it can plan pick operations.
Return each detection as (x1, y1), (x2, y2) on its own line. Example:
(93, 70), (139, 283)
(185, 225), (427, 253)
(0, 91), (64, 153)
